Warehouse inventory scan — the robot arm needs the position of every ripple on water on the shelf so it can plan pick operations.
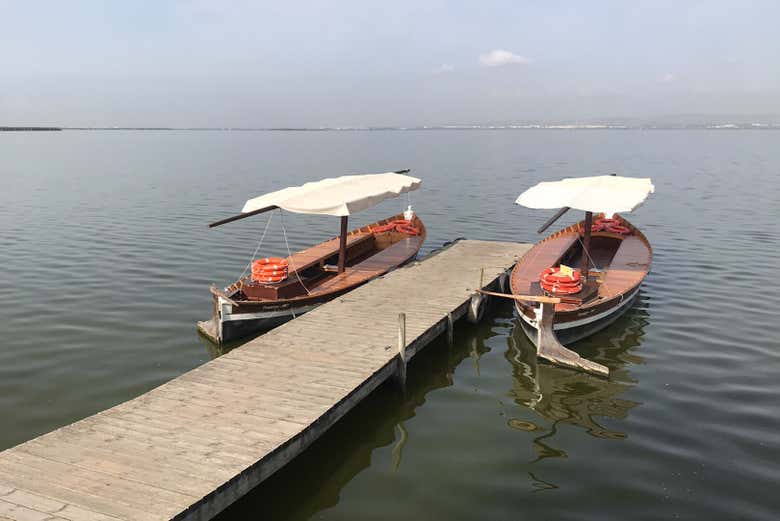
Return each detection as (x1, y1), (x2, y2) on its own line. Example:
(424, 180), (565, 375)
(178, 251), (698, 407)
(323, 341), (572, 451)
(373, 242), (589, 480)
(2, 130), (780, 520)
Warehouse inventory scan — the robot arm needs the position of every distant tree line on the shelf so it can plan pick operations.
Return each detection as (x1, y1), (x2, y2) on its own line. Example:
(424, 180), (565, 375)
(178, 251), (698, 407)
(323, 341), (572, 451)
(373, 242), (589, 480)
(0, 126), (62, 131)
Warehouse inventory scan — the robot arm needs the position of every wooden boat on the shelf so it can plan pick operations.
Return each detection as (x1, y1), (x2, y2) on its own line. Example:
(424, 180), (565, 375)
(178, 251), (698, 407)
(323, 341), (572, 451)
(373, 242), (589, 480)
(198, 171), (424, 344)
(508, 175), (654, 377)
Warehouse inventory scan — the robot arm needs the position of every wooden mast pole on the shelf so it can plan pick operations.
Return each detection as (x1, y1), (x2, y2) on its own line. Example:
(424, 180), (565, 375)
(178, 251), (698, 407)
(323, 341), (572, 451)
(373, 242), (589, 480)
(337, 215), (348, 273)
(208, 205), (279, 228)
(581, 211), (593, 282)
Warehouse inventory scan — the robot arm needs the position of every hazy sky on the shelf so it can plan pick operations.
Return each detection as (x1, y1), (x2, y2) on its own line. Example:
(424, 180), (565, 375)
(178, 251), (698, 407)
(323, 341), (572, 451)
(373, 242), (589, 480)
(2, 1), (778, 126)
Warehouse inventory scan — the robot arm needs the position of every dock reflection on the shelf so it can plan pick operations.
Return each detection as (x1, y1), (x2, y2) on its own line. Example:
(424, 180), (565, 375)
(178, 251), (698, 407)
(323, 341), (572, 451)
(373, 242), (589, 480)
(211, 330), (475, 521)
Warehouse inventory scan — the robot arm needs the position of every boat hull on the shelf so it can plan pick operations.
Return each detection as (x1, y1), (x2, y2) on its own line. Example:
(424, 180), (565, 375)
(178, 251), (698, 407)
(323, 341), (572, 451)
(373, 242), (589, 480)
(516, 287), (639, 346)
(510, 214), (651, 364)
(199, 214), (425, 345)
(197, 302), (320, 344)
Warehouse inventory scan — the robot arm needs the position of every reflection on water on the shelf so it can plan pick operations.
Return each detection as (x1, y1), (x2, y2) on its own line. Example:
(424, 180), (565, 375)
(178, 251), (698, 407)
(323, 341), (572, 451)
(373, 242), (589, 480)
(502, 299), (649, 490)
(390, 422), (408, 473)
(214, 298), (651, 519)
(505, 298), (649, 448)
(6, 130), (779, 519)
(213, 331), (477, 521)
(199, 331), (263, 360)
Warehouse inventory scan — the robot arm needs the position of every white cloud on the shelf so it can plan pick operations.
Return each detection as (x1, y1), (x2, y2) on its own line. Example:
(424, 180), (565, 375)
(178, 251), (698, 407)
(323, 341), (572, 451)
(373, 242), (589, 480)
(432, 64), (454, 74)
(661, 72), (675, 83)
(479, 49), (529, 67)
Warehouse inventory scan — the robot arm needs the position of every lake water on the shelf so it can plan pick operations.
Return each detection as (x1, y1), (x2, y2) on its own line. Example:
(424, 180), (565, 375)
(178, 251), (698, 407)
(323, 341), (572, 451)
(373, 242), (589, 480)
(2, 130), (779, 520)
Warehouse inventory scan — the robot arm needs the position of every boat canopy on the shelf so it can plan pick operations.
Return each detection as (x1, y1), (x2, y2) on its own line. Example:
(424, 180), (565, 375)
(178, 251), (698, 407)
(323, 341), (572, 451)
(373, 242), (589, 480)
(241, 172), (422, 217)
(515, 175), (654, 216)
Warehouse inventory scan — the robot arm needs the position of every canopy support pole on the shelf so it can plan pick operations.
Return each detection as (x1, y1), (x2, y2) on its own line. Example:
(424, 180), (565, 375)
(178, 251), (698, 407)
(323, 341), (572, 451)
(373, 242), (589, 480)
(581, 211), (593, 282)
(537, 207), (570, 234)
(208, 205), (279, 228)
(337, 216), (348, 274)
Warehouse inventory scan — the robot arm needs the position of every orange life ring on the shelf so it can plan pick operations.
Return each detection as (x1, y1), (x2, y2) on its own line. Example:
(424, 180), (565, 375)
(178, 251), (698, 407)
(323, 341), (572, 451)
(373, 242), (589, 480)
(253, 264), (288, 272)
(252, 258), (289, 283)
(252, 270), (287, 279)
(253, 257), (289, 268)
(540, 266), (581, 283)
(396, 224), (420, 235)
(587, 218), (631, 235)
(605, 223), (630, 234)
(371, 223), (397, 233)
(541, 281), (581, 290)
(371, 219), (420, 235)
(539, 266), (582, 295)
(540, 281), (582, 294)
(254, 275), (287, 284)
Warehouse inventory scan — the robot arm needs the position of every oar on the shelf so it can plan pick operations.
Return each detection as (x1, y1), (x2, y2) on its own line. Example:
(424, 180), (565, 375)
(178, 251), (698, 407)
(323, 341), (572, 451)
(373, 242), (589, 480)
(475, 288), (578, 305)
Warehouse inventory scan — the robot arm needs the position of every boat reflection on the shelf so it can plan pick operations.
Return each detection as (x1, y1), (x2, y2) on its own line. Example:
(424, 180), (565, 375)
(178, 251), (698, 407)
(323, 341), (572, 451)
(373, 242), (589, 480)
(504, 297), (650, 461)
(197, 331), (256, 359)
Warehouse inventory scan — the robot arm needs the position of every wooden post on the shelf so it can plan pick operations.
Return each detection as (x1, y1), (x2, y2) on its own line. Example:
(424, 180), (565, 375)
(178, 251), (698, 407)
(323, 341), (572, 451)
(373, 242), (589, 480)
(396, 312), (407, 388)
(581, 211), (593, 282)
(446, 312), (454, 347)
(479, 267), (485, 288)
(337, 215), (348, 273)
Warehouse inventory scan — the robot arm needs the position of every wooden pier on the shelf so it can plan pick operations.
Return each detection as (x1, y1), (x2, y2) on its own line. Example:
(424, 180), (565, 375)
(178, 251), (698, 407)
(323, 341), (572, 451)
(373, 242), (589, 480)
(0, 240), (528, 521)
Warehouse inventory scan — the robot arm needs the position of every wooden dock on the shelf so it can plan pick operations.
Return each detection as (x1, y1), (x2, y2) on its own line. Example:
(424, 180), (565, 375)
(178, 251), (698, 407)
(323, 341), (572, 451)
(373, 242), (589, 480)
(0, 240), (528, 521)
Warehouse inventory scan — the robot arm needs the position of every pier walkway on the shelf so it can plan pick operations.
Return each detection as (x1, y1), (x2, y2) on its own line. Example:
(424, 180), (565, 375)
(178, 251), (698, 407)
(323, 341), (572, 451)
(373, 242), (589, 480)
(0, 240), (528, 521)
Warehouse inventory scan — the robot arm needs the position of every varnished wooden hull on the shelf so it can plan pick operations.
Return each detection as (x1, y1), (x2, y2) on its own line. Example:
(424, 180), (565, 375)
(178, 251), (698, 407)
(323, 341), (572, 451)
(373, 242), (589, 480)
(516, 286), (639, 345)
(510, 214), (651, 347)
(199, 214), (426, 344)
(197, 302), (321, 345)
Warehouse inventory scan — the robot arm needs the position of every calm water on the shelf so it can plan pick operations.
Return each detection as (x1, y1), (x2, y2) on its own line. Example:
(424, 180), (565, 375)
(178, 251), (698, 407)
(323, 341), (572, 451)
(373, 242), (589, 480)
(2, 130), (779, 520)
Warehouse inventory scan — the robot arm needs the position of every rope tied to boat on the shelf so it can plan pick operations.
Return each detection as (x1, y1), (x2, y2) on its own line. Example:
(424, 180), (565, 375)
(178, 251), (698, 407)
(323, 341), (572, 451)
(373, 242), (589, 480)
(234, 211), (275, 287)
(279, 209), (312, 300)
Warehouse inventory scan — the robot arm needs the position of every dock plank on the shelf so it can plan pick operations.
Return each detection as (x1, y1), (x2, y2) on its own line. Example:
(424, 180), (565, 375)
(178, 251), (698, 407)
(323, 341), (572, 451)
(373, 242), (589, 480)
(0, 240), (528, 521)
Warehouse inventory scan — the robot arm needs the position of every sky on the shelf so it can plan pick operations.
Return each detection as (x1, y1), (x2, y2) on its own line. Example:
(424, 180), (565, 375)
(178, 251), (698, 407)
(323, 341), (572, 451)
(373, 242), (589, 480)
(1, 0), (779, 127)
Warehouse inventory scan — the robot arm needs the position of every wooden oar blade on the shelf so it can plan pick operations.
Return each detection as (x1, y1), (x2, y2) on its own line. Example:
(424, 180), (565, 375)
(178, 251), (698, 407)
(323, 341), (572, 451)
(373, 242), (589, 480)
(536, 302), (609, 377)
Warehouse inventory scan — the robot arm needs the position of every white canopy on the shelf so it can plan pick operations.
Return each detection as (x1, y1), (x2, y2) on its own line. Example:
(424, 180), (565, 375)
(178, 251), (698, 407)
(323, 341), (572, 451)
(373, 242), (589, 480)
(241, 172), (422, 217)
(515, 175), (654, 216)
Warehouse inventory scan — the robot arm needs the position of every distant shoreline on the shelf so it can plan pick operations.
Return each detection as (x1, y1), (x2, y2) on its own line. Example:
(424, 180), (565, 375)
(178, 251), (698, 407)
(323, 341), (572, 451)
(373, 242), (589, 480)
(59, 123), (780, 131)
(4, 124), (780, 132)
(0, 126), (62, 132)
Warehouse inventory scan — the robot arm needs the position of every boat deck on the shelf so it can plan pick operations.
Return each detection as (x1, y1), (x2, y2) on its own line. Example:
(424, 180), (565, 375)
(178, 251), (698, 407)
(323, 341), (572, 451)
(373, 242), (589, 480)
(0, 240), (529, 521)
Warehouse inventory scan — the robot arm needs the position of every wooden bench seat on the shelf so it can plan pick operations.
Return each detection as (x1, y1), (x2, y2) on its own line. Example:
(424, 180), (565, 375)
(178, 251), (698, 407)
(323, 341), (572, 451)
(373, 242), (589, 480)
(286, 233), (374, 273)
(351, 237), (422, 274)
(511, 232), (579, 294)
(242, 233), (375, 300)
(310, 268), (374, 294)
(599, 236), (651, 298)
(311, 237), (422, 295)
